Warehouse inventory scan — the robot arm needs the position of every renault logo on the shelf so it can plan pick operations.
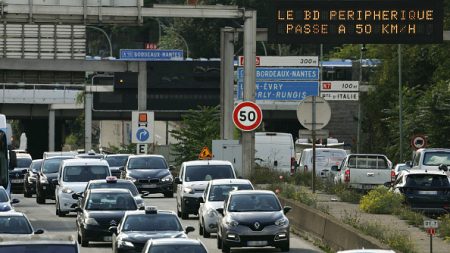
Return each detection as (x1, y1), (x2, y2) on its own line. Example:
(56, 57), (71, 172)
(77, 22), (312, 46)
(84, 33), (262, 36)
(110, 220), (117, 226)
(254, 222), (260, 229)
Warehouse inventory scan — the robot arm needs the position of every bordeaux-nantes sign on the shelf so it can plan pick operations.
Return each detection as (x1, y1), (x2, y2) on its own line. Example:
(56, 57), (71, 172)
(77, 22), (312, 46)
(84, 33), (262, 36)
(269, 0), (443, 44)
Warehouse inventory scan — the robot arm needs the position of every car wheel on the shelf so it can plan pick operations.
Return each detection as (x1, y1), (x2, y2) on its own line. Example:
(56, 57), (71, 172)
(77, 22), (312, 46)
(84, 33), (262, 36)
(217, 234), (222, 249)
(221, 238), (230, 253)
(176, 203), (182, 218)
(24, 184), (32, 198)
(199, 221), (203, 236)
(57, 203), (66, 217)
(164, 191), (173, 198)
(80, 232), (89, 247)
(77, 233), (81, 244)
(202, 219), (211, 238)
(36, 190), (45, 204)
(181, 211), (189, 220)
(280, 240), (290, 252)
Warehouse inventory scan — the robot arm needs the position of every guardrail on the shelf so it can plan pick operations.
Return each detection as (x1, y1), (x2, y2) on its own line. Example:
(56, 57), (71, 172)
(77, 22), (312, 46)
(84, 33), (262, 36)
(0, 83), (83, 104)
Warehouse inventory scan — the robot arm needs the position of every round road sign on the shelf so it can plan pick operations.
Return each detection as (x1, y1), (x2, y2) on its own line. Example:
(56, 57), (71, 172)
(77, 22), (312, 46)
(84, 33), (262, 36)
(411, 135), (427, 150)
(297, 96), (331, 130)
(233, 101), (263, 131)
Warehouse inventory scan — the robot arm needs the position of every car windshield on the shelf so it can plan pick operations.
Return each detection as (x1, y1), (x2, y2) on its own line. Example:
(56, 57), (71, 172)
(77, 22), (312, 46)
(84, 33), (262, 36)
(185, 165), (234, 182)
(228, 194), (281, 212)
(148, 245), (207, 253)
(208, 184), (253, 201)
(405, 174), (450, 188)
(423, 152), (450, 166)
(86, 192), (136, 211)
(89, 182), (139, 196)
(0, 245), (77, 253)
(16, 158), (32, 168)
(105, 156), (129, 167)
(0, 216), (33, 234)
(42, 158), (71, 174)
(63, 166), (109, 182)
(0, 189), (8, 202)
(128, 157), (167, 170)
(31, 160), (43, 172)
(123, 214), (182, 232)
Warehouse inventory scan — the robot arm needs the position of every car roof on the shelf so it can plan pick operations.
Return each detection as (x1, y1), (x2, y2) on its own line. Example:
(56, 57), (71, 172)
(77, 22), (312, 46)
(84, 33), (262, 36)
(62, 158), (109, 166)
(105, 154), (131, 157)
(125, 210), (176, 216)
(88, 188), (131, 194)
(89, 179), (132, 184)
(337, 250), (395, 253)
(302, 148), (346, 152)
(0, 235), (77, 244)
(128, 154), (165, 159)
(0, 211), (26, 217)
(43, 156), (75, 160)
(150, 238), (202, 246)
(16, 153), (32, 159)
(209, 179), (252, 185)
(183, 160), (232, 166)
(416, 148), (450, 152)
(32, 159), (43, 162)
(229, 190), (275, 196)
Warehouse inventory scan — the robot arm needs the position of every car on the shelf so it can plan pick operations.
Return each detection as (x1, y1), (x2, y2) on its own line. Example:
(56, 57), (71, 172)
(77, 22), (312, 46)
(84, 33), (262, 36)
(23, 159), (43, 197)
(198, 179), (254, 238)
(255, 132), (296, 174)
(297, 148), (347, 178)
(43, 151), (78, 159)
(0, 236), (79, 253)
(120, 154), (174, 197)
(36, 156), (75, 204)
(216, 190), (291, 253)
(110, 206), (195, 253)
(337, 250), (395, 253)
(74, 176), (145, 209)
(141, 238), (208, 253)
(9, 153), (32, 193)
(175, 160), (237, 219)
(75, 151), (105, 159)
(55, 159), (111, 217)
(391, 169), (450, 215)
(0, 211), (44, 234)
(0, 186), (19, 212)
(408, 148), (450, 176)
(393, 163), (409, 178)
(104, 154), (130, 178)
(75, 188), (140, 247)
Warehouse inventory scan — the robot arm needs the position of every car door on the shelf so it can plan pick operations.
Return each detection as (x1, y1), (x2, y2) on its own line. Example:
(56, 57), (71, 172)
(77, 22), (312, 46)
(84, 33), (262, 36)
(176, 164), (185, 208)
(199, 182), (210, 223)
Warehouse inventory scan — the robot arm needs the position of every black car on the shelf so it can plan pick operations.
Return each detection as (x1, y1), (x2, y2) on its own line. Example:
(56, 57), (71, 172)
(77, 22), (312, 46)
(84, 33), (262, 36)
(36, 156), (74, 204)
(23, 159), (43, 197)
(75, 188), (139, 247)
(217, 190), (291, 253)
(9, 153), (32, 193)
(104, 154), (130, 178)
(120, 155), (174, 197)
(141, 238), (208, 253)
(110, 207), (195, 253)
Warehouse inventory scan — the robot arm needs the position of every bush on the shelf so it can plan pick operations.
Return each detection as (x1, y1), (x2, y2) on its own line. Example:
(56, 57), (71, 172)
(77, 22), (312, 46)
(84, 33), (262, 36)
(334, 184), (364, 203)
(294, 187), (317, 207)
(393, 207), (424, 227)
(251, 166), (289, 184)
(438, 214), (450, 242)
(359, 186), (404, 214)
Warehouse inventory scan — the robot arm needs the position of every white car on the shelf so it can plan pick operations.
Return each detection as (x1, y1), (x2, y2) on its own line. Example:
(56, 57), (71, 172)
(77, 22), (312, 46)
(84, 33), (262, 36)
(55, 158), (111, 216)
(198, 179), (254, 238)
(337, 250), (395, 253)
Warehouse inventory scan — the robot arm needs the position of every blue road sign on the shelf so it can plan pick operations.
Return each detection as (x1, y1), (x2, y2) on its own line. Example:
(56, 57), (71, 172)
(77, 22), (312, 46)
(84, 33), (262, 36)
(237, 81), (319, 101)
(136, 128), (150, 142)
(237, 67), (319, 81)
(120, 49), (184, 61)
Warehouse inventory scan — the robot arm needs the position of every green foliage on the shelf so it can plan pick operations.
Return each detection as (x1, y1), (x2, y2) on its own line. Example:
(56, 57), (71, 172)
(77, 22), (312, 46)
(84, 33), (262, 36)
(64, 114), (84, 149)
(269, 183), (317, 207)
(103, 143), (136, 154)
(438, 214), (450, 242)
(359, 186), (403, 214)
(332, 184), (364, 204)
(393, 207), (424, 227)
(251, 165), (288, 184)
(169, 106), (220, 165)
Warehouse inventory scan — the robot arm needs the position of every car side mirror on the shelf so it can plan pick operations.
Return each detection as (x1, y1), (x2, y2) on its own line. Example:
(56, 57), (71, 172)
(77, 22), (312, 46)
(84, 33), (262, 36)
(51, 179), (59, 185)
(141, 191), (150, 197)
(109, 226), (118, 234)
(185, 226), (195, 234)
(174, 177), (182, 184)
(283, 206), (292, 214)
(331, 165), (339, 172)
(34, 229), (45, 235)
(72, 193), (82, 200)
(22, 169), (28, 174)
(169, 165), (175, 171)
(10, 198), (20, 205)
(439, 164), (448, 172)
(119, 166), (125, 171)
(216, 208), (224, 216)
(405, 161), (412, 168)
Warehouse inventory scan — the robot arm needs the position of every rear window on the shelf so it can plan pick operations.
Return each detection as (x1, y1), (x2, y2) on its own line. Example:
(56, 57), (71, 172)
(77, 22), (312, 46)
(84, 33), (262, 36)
(105, 156), (129, 167)
(185, 165), (234, 182)
(128, 157), (167, 170)
(405, 174), (450, 188)
(0, 245), (77, 253)
(348, 156), (388, 169)
(208, 184), (254, 201)
(423, 152), (450, 166)
(16, 158), (32, 168)
(42, 158), (72, 174)
(63, 166), (109, 182)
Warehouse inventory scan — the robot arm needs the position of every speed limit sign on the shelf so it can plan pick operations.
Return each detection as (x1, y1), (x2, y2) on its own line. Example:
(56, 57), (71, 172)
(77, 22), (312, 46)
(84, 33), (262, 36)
(233, 101), (263, 131)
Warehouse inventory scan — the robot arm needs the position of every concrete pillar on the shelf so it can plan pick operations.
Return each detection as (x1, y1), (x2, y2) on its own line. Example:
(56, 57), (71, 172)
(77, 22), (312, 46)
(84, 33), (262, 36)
(241, 10), (257, 179)
(84, 93), (93, 152)
(220, 27), (235, 140)
(138, 62), (147, 111)
(48, 109), (55, 151)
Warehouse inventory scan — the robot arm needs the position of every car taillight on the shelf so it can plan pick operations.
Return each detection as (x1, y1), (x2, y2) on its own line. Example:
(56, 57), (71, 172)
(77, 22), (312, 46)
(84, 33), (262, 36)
(304, 165), (308, 173)
(391, 170), (396, 182)
(290, 157), (296, 175)
(344, 169), (350, 182)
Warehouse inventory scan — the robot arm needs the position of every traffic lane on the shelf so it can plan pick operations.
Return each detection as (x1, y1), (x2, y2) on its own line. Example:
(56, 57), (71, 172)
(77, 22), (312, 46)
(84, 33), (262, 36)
(143, 194), (324, 253)
(12, 193), (111, 253)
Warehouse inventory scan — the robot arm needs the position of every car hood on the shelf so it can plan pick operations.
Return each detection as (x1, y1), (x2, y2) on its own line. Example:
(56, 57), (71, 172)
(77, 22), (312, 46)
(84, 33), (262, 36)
(60, 182), (88, 192)
(228, 211), (284, 224)
(183, 181), (208, 191)
(206, 201), (224, 211)
(127, 169), (170, 179)
(118, 231), (187, 243)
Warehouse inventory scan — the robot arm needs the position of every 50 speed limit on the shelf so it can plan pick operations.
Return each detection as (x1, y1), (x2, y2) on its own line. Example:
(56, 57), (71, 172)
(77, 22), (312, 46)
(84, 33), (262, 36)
(233, 101), (263, 131)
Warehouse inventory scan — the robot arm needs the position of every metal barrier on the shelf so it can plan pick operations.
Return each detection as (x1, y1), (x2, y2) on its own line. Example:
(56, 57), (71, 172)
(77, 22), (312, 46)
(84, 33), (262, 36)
(0, 83), (83, 104)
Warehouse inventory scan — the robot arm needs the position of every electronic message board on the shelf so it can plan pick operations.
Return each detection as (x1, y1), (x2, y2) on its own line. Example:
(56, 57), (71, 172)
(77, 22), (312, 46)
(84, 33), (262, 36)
(269, 0), (443, 44)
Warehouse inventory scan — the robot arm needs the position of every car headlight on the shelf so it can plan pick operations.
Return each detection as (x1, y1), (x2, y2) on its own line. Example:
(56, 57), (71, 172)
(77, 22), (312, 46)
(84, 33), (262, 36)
(184, 187), (194, 194)
(85, 218), (99, 226)
(126, 176), (136, 183)
(161, 175), (173, 182)
(62, 188), (74, 194)
(275, 218), (288, 226)
(118, 240), (134, 248)
(226, 220), (239, 227)
(40, 176), (48, 184)
(207, 209), (218, 218)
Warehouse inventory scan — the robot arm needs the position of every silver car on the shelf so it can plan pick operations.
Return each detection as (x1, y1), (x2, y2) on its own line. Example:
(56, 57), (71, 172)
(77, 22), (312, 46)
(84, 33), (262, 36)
(217, 190), (291, 253)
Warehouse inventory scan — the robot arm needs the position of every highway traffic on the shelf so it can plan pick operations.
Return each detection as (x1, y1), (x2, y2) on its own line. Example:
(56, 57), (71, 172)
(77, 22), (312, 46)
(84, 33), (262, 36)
(12, 192), (324, 253)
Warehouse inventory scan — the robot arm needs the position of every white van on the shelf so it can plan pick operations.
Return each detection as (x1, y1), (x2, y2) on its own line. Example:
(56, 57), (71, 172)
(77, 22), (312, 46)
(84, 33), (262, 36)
(254, 132), (296, 174)
(298, 148), (347, 178)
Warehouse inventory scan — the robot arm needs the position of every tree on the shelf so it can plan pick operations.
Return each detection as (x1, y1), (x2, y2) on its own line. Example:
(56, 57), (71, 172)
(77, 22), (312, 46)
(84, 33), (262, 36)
(170, 106), (220, 165)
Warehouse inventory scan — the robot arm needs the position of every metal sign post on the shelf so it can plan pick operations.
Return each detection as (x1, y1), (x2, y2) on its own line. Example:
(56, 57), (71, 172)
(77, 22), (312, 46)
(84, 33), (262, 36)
(424, 220), (439, 253)
(312, 96), (316, 193)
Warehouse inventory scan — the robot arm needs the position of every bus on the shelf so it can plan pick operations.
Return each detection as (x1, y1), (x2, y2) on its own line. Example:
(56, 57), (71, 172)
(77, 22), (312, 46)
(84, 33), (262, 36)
(0, 114), (10, 195)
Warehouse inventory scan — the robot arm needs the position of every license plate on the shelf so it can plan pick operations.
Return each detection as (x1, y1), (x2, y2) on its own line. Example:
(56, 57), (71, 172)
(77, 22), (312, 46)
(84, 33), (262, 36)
(143, 184), (157, 188)
(11, 179), (24, 183)
(362, 184), (375, 190)
(418, 191), (437, 195)
(42, 186), (46, 190)
(247, 241), (268, 247)
(103, 236), (112, 241)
